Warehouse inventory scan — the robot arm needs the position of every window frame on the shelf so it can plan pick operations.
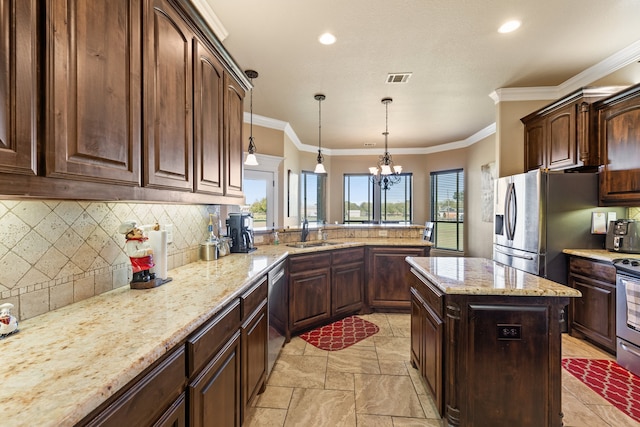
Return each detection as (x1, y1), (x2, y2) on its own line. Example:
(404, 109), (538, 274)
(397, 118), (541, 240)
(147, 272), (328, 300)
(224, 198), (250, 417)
(300, 170), (327, 225)
(430, 168), (464, 252)
(342, 172), (413, 224)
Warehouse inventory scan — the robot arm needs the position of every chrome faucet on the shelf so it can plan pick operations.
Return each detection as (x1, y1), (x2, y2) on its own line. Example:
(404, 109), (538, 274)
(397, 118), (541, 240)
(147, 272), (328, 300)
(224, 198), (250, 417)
(301, 218), (309, 242)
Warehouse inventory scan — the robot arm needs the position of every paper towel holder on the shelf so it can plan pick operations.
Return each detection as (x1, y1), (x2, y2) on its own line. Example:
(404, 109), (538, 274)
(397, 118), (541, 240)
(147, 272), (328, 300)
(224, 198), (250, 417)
(120, 221), (173, 290)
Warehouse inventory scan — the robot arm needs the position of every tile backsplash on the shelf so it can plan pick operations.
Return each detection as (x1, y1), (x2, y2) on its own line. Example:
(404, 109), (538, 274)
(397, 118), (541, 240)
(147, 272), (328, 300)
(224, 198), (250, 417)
(629, 207), (640, 220)
(0, 200), (219, 321)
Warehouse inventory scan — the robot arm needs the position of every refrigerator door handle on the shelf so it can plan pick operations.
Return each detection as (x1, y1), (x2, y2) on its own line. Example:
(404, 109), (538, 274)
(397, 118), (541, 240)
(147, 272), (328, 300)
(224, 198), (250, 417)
(504, 183), (517, 241)
(494, 247), (534, 261)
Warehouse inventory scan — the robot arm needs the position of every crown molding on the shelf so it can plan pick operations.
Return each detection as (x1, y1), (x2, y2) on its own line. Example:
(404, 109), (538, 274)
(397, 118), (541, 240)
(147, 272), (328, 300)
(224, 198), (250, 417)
(190, 0), (228, 41)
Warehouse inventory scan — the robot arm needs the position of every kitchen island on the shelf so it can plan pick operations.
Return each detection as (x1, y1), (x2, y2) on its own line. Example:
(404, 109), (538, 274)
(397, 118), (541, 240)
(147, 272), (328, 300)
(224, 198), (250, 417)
(406, 257), (581, 427)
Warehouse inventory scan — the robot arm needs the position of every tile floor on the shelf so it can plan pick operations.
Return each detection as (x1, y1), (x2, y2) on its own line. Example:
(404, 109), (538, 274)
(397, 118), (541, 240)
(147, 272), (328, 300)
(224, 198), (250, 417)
(243, 313), (640, 427)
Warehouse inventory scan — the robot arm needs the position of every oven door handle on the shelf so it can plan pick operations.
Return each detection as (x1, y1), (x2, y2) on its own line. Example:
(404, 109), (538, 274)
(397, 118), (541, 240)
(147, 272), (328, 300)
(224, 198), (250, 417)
(620, 341), (640, 358)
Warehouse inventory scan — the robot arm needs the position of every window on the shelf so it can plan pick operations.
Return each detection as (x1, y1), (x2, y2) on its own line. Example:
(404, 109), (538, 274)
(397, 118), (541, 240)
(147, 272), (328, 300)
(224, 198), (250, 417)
(300, 171), (326, 224)
(430, 169), (464, 251)
(343, 173), (412, 224)
(243, 154), (283, 230)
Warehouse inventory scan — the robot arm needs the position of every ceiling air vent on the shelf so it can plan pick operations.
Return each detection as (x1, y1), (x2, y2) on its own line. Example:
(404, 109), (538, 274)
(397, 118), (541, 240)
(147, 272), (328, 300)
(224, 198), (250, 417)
(386, 73), (412, 84)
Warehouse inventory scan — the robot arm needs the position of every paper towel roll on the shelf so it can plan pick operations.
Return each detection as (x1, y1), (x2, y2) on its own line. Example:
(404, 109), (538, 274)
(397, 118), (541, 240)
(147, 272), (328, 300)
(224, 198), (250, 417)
(148, 230), (168, 279)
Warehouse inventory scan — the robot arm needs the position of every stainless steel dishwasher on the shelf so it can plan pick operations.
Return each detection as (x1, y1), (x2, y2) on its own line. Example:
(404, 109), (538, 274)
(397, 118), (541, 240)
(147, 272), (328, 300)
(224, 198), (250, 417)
(267, 261), (286, 375)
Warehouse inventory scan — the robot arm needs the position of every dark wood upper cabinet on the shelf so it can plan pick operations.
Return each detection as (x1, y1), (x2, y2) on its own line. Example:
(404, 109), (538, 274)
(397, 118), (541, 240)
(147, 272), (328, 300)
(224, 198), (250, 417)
(143, 0), (193, 191)
(193, 38), (224, 195)
(0, 0), (37, 176)
(595, 83), (640, 206)
(46, 0), (142, 185)
(224, 75), (245, 197)
(521, 87), (620, 172)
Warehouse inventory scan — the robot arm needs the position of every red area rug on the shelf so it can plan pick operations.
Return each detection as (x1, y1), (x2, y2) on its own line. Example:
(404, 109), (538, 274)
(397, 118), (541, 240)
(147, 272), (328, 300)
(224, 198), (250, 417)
(562, 358), (640, 423)
(300, 316), (379, 351)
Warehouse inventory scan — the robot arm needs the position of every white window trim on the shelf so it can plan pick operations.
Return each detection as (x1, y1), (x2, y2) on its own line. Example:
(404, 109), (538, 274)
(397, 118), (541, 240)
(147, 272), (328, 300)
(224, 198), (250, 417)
(244, 153), (284, 228)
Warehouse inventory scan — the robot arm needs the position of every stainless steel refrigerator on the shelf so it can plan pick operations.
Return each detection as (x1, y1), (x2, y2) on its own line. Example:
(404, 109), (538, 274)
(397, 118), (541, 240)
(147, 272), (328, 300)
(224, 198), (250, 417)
(493, 169), (623, 285)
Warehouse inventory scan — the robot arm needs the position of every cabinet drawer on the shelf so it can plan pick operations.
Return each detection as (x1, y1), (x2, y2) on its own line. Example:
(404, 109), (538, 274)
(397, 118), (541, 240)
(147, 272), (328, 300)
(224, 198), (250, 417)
(569, 257), (615, 283)
(332, 247), (365, 265)
(410, 269), (444, 318)
(187, 299), (241, 376)
(289, 252), (331, 273)
(241, 276), (267, 319)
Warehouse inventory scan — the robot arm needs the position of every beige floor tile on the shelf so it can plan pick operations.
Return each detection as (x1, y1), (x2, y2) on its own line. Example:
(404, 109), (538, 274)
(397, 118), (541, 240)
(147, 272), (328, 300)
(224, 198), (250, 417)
(391, 417), (442, 427)
(303, 342), (330, 357)
(374, 336), (411, 361)
(561, 392), (609, 427)
(360, 313), (394, 337)
(386, 313), (411, 337)
(268, 354), (327, 389)
(327, 345), (381, 374)
(284, 388), (356, 427)
(280, 337), (307, 355)
(406, 362), (427, 397)
(254, 385), (294, 409)
(562, 335), (615, 360)
(354, 373), (424, 418)
(326, 371), (355, 390)
(417, 394), (441, 419)
(561, 370), (611, 406)
(585, 404), (640, 427)
(356, 413), (394, 427)
(379, 359), (409, 375)
(243, 407), (287, 427)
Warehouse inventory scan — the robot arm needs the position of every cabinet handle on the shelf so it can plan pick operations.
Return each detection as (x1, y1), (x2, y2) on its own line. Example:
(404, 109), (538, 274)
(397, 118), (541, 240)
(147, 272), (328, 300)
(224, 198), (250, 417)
(620, 341), (640, 358)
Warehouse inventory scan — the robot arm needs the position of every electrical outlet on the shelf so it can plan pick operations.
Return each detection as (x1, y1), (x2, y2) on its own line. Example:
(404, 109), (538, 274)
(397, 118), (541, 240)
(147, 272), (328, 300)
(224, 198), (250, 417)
(164, 224), (173, 244)
(378, 230), (388, 237)
(254, 234), (264, 244)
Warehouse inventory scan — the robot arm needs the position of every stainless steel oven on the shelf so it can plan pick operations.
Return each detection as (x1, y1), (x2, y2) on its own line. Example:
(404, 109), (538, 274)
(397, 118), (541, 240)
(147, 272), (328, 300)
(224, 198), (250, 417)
(267, 261), (286, 376)
(613, 258), (640, 377)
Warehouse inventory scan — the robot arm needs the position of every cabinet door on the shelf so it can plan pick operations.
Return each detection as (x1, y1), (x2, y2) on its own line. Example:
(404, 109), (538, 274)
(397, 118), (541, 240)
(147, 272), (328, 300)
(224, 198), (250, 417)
(0, 0), (37, 175)
(547, 104), (577, 170)
(367, 247), (427, 311)
(331, 261), (364, 316)
(47, 0), (141, 184)
(153, 393), (186, 427)
(422, 298), (444, 416)
(224, 75), (244, 197)
(524, 117), (545, 171)
(597, 91), (640, 205)
(193, 38), (224, 195)
(242, 300), (268, 420)
(144, 0), (193, 191)
(289, 267), (331, 332)
(189, 331), (241, 427)
(569, 273), (616, 352)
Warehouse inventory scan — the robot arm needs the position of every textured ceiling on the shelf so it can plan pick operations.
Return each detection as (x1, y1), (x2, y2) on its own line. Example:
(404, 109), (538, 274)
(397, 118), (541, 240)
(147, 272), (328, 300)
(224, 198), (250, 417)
(204, 0), (640, 152)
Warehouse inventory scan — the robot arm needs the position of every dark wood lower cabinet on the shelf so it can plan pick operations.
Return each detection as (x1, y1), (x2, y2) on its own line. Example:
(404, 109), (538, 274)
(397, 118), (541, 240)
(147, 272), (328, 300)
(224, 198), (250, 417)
(367, 246), (430, 311)
(241, 299), (268, 421)
(568, 256), (617, 353)
(188, 330), (241, 427)
(331, 247), (365, 317)
(154, 393), (186, 427)
(410, 268), (567, 427)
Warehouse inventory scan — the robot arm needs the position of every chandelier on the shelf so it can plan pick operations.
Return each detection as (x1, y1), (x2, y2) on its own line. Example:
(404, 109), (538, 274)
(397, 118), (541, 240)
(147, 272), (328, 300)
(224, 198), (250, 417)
(369, 97), (402, 190)
(244, 69), (259, 166)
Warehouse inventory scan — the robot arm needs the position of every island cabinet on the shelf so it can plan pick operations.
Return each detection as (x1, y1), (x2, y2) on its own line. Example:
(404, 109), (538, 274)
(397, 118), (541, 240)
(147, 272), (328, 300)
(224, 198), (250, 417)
(80, 346), (187, 427)
(0, 0), (37, 176)
(408, 258), (573, 427)
(521, 87), (621, 172)
(568, 256), (617, 353)
(595, 83), (640, 206)
(367, 246), (430, 312)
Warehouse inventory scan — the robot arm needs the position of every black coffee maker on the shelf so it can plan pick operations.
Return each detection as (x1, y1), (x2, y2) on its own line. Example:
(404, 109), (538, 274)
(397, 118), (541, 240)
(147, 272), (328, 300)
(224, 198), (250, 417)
(226, 213), (256, 253)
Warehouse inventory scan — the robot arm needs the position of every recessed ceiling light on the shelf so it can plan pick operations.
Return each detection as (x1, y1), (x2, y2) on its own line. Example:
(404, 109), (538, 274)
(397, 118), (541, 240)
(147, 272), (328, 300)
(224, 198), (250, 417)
(319, 32), (336, 45)
(498, 20), (521, 34)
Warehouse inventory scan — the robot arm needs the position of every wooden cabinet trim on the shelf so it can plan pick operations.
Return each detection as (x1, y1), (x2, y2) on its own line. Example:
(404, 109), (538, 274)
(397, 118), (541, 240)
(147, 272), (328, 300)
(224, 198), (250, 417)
(241, 276), (268, 319)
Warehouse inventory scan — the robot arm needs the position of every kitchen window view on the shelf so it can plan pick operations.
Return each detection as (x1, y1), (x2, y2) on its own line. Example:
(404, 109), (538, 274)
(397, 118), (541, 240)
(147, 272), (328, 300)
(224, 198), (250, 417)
(431, 169), (464, 251)
(343, 173), (412, 224)
(301, 171), (326, 224)
(243, 170), (274, 229)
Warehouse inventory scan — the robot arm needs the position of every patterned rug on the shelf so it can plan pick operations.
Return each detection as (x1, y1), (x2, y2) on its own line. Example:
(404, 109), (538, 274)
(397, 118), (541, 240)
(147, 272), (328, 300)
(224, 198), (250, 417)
(562, 358), (640, 423)
(300, 316), (379, 351)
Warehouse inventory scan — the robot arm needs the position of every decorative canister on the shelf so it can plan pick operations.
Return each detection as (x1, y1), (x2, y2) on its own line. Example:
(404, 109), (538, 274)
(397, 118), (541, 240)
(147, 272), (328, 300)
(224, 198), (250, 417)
(218, 237), (231, 257)
(200, 241), (218, 261)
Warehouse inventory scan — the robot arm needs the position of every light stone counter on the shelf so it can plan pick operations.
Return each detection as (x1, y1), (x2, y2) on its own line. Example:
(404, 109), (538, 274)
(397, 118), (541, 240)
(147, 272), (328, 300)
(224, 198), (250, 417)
(1, 237), (427, 427)
(406, 257), (581, 297)
(562, 248), (640, 263)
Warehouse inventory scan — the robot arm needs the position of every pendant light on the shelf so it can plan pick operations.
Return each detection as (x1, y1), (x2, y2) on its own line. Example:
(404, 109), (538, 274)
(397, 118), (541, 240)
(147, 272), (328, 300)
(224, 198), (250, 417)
(314, 94), (327, 174)
(369, 97), (402, 190)
(244, 69), (259, 166)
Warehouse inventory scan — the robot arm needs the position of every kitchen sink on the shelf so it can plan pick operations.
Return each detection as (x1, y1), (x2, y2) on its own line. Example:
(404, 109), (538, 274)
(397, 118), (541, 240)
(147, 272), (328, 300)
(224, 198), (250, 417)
(285, 241), (339, 248)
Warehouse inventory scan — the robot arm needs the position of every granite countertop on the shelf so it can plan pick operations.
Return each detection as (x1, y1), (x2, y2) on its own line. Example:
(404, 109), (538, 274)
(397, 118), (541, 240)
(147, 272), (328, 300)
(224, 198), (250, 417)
(1, 237), (427, 427)
(407, 257), (581, 297)
(562, 248), (640, 263)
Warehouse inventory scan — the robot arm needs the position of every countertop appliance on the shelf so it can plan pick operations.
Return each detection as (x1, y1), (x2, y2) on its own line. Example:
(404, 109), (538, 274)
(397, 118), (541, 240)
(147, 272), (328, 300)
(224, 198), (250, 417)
(226, 213), (256, 253)
(267, 261), (286, 376)
(613, 258), (640, 377)
(606, 219), (640, 253)
(493, 170), (624, 285)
